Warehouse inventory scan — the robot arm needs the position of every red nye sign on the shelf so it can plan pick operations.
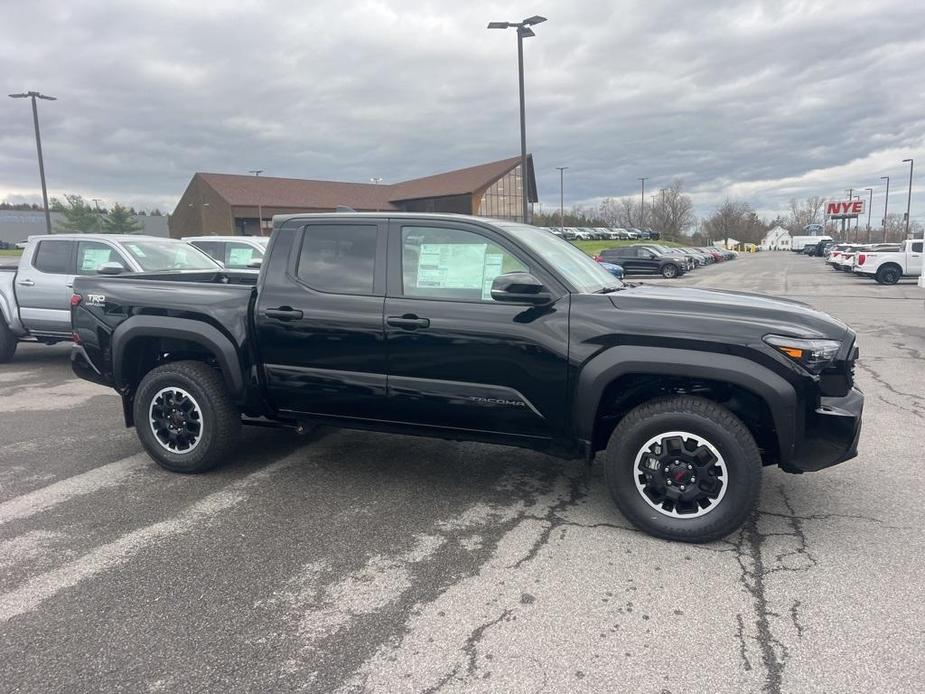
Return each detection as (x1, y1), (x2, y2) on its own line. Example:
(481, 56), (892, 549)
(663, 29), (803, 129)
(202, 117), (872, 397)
(825, 200), (865, 217)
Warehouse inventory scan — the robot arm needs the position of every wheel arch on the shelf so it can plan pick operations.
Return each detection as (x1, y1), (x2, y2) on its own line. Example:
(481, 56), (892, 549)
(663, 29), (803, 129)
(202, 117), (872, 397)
(112, 316), (244, 400)
(575, 346), (798, 465)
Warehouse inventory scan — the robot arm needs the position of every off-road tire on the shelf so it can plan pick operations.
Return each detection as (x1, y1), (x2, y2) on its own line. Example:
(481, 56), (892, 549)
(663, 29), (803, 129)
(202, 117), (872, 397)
(0, 320), (17, 363)
(133, 360), (240, 473)
(602, 395), (762, 543)
(875, 265), (901, 285)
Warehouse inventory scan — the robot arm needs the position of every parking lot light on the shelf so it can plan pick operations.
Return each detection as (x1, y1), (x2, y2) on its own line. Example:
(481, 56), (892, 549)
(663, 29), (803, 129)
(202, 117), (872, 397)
(880, 176), (890, 242)
(865, 187), (873, 243)
(488, 15), (547, 223)
(902, 159), (914, 240)
(8, 91), (56, 234)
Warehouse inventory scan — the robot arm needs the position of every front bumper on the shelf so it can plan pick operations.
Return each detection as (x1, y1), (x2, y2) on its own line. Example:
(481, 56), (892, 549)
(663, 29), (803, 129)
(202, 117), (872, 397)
(783, 387), (864, 473)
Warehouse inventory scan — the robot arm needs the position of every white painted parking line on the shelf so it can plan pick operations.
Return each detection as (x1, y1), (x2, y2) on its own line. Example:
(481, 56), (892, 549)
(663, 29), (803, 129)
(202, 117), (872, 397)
(0, 454), (301, 623)
(0, 454), (148, 526)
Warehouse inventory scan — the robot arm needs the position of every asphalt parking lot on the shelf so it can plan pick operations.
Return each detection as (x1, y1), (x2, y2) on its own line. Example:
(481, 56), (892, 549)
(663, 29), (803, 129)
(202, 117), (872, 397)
(1, 252), (923, 693)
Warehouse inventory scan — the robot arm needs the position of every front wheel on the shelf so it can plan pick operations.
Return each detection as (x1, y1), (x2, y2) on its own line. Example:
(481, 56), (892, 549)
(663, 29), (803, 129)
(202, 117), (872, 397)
(602, 396), (762, 542)
(133, 360), (240, 473)
(661, 263), (679, 279)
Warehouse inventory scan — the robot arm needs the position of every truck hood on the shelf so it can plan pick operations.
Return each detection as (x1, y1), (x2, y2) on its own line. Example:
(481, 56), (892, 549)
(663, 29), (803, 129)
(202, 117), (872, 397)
(608, 284), (849, 341)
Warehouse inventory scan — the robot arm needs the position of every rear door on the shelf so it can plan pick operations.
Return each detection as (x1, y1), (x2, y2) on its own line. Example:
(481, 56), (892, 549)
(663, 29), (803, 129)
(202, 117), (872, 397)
(254, 220), (389, 419)
(382, 219), (570, 439)
(15, 239), (76, 334)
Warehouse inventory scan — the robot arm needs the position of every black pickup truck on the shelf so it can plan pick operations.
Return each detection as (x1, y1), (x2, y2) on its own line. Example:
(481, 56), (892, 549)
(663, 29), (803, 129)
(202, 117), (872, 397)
(71, 213), (863, 542)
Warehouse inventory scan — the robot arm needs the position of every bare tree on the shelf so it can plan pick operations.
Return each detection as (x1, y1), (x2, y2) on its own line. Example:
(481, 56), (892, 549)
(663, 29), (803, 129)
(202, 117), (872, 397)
(649, 180), (696, 239)
(703, 199), (767, 244)
(787, 196), (825, 232)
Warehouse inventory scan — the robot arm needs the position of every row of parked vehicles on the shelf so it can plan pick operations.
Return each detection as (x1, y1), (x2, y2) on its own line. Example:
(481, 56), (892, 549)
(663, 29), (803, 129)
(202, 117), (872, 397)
(549, 227), (661, 241)
(805, 237), (923, 284)
(589, 243), (737, 279)
(0, 234), (267, 363)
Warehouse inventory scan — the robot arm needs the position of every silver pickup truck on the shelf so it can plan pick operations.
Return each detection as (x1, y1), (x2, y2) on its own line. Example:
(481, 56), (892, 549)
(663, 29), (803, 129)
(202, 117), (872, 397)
(0, 234), (221, 362)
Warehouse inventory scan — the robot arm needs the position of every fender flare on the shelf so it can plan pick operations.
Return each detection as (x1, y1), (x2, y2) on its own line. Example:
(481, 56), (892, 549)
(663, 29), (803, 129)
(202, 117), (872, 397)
(574, 345), (797, 462)
(111, 315), (244, 399)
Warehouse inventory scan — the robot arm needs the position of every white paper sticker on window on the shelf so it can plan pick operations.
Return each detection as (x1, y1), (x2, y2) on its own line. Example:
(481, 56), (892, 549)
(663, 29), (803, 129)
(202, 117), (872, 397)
(416, 243), (488, 289)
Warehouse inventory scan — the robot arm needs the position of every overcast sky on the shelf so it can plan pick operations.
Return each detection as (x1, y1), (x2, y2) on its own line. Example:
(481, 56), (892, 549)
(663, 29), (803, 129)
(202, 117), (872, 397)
(2, 0), (924, 223)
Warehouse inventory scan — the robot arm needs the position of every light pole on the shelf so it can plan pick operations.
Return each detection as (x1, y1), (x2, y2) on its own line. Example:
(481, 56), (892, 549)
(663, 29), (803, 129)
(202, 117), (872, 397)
(880, 176), (890, 242)
(639, 177), (648, 228)
(488, 15), (546, 224)
(864, 187), (873, 243)
(248, 169), (263, 236)
(92, 198), (104, 232)
(555, 166), (567, 230)
(902, 158), (913, 239)
(9, 91), (56, 234)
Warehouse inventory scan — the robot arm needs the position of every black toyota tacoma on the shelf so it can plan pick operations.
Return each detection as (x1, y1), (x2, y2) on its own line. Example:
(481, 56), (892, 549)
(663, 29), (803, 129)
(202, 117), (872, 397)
(71, 213), (863, 542)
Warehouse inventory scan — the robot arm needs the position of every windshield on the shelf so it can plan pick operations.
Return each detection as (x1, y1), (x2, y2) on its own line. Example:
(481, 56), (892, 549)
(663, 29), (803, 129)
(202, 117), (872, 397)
(498, 223), (623, 293)
(120, 240), (221, 272)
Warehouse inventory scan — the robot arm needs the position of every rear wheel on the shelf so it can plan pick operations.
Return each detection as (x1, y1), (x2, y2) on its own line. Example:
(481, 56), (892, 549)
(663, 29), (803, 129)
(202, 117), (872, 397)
(133, 360), (240, 473)
(661, 263), (679, 279)
(876, 265), (901, 285)
(602, 396), (762, 542)
(0, 320), (17, 363)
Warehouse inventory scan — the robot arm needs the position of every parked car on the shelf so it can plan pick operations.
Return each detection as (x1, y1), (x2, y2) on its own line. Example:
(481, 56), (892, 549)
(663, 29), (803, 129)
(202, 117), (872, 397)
(183, 235), (268, 269)
(71, 212), (863, 543)
(642, 245), (696, 271)
(0, 234), (222, 362)
(596, 245), (687, 278)
(852, 239), (923, 284)
(598, 261), (625, 279)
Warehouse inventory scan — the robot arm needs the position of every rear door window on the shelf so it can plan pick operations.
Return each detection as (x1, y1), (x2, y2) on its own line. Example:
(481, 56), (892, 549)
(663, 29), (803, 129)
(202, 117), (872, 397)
(297, 224), (378, 295)
(32, 240), (75, 274)
(191, 241), (225, 262)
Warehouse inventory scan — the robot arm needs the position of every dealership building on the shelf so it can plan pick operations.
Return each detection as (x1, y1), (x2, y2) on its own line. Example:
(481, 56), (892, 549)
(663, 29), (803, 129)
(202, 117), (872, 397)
(168, 155), (537, 238)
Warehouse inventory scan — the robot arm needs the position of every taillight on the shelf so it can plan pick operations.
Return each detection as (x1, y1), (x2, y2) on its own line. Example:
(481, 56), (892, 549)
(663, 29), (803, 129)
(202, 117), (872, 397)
(858, 254), (866, 265)
(70, 294), (82, 307)
(593, 255), (602, 262)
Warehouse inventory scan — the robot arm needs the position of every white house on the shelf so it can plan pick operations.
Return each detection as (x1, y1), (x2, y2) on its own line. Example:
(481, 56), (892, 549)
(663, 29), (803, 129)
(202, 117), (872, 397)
(760, 226), (791, 250)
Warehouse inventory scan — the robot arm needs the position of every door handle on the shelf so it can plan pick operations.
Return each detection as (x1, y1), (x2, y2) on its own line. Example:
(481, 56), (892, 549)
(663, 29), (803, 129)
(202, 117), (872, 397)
(17, 279), (35, 287)
(263, 307), (304, 321)
(387, 315), (430, 330)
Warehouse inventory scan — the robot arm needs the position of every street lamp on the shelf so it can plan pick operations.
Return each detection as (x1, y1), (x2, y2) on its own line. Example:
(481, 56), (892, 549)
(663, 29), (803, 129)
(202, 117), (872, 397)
(92, 198), (104, 232)
(248, 169), (264, 236)
(880, 176), (890, 242)
(902, 158), (913, 239)
(864, 187), (873, 243)
(639, 177), (648, 228)
(488, 14), (546, 224)
(555, 166), (567, 230)
(9, 91), (56, 234)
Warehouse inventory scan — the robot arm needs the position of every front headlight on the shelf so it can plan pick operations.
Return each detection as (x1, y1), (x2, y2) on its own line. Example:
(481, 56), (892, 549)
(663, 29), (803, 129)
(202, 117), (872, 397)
(763, 335), (841, 374)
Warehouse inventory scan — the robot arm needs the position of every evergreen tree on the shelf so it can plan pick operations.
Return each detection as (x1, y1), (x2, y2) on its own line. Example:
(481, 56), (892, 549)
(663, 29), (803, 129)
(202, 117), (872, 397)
(51, 194), (102, 232)
(102, 204), (144, 233)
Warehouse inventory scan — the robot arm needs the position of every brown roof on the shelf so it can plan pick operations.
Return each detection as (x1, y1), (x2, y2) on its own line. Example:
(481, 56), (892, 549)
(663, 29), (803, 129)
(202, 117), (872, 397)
(193, 155), (533, 211)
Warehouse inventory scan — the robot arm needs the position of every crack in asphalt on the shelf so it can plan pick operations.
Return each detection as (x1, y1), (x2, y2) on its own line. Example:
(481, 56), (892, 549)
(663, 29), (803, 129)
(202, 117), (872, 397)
(856, 361), (925, 410)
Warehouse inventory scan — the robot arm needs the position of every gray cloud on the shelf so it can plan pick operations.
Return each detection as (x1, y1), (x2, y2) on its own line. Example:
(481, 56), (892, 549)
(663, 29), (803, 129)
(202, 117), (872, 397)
(2, 0), (923, 223)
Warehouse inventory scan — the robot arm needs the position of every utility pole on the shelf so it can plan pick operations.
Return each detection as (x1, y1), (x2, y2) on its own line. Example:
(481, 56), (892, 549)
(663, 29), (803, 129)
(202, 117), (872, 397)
(249, 169), (263, 236)
(902, 159), (914, 239)
(92, 198), (104, 232)
(555, 166), (568, 230)
(880, 176), (890, 242)
(9, 91), (56, 234)
(864, 187), (873, 243)
(639, 177), (648, 228)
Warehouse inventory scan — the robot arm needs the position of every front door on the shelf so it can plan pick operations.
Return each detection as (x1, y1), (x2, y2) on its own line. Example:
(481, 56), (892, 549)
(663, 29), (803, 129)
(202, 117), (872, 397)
(254, 220), (389, 419)
(15, 239), (76, 334)
(383, 220), (570, 440)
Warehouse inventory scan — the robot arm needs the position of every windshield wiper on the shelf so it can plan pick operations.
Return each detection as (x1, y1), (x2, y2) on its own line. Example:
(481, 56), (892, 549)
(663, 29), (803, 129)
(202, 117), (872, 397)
(597, 285), (624, 294)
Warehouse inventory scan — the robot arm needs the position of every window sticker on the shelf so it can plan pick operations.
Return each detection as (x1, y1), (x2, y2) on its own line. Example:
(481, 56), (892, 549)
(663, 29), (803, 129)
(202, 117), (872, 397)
(481, 252), (504, 300)
(416, 243), (488, 289)
(227, 247), (255, 266)
(80, 248), (112, 271)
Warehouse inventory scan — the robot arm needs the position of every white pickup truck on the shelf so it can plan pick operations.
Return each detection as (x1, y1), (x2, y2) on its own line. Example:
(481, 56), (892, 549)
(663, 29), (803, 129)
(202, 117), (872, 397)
(0, 234), (221, 362)
(852, 239), (923, 284)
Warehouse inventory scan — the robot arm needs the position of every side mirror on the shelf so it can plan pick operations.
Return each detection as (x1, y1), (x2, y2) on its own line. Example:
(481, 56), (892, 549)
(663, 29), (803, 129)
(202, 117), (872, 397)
(246, 258), (263, 269)
(490, 272), (553, 305)
(97, 262), (125, 275)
